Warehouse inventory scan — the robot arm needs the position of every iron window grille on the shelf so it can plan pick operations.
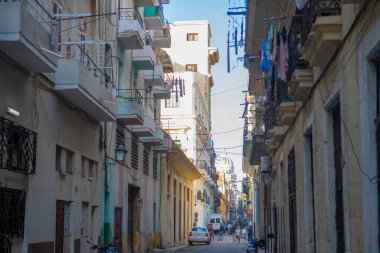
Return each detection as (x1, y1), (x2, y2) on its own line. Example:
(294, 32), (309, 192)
(0, 117), (37, 175)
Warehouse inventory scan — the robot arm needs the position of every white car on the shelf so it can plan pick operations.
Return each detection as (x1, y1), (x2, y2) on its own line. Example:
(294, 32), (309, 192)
(188, 227), (211, 245)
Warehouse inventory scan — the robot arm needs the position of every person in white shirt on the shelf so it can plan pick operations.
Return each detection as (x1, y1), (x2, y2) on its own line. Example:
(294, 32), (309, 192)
(235, 226), (241, 243)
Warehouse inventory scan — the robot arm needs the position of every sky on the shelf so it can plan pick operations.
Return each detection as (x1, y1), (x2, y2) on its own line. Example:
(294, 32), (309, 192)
(164, 0), (249, 181)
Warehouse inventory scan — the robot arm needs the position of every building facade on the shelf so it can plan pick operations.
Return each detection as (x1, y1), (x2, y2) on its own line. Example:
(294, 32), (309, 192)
(159, 147), (201, 249)
(0, 0), (175, 253)
(244, 0), (380, 252)
(161, 21), (219, 228)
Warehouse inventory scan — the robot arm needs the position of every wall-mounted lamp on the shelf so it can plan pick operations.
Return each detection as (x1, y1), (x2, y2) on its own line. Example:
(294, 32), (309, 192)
(115, 144), (127, 164)
(146, 86), (152, 95)
(6, 107), (20, 117)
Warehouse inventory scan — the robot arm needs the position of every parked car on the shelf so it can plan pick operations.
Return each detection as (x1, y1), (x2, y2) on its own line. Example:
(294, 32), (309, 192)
(188, 227), (211, 245)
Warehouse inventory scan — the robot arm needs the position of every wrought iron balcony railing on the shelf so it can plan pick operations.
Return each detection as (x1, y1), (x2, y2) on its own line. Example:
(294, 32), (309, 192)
(286, 0), (341, 81)
(117, 89), (143, 103)
(145, 34), (155, 52)
(0, 116), (37, 174)
(118, 8), (144, 28)
(61, 44), (115, 89)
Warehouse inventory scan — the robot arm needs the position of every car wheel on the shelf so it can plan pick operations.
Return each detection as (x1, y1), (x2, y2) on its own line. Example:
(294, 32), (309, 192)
(206, 241), (210, 245)
(189, 242), (192, 246)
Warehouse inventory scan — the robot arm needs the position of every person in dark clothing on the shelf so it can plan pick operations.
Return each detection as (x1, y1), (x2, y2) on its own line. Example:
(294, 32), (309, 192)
(231, 225), (237, 242)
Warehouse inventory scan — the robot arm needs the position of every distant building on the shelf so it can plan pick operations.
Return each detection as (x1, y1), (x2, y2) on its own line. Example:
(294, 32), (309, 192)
(161, 20), (219, 228)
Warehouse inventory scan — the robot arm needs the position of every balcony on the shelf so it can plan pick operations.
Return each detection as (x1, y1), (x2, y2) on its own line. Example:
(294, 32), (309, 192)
(302, 1), (342, 67)
(135, 0), (161, 7)
(272, 126), (287, 143)
(265, 138), (277, 154)
(0, 0), (57, 72)
(277, 102), (297, 126)
(144, 64), (164, 86)
(152, 82), (171, 99)
(118, 8), (144, 50)
(288, 68), (314, 102)
(197, 160), (209, 176)
(153, 130), (172, 152)
(141, 122), (165, 146)
(131, 111), (155, 137)
(249, 135), (267, 166)
(54, 45), (116, 121)
(144, 5), (165, 30)
(158, 49), (173, 73)
(117, 89), (144, 125)
(150, 26), (171, 48)
(132, 35), (156, 71)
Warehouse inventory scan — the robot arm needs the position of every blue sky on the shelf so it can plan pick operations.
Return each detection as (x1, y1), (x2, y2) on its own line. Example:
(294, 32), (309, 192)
(164, 0), (249, 181)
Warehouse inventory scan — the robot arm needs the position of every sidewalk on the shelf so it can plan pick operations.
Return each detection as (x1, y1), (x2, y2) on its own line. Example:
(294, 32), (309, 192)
(151, 245), (188, 253)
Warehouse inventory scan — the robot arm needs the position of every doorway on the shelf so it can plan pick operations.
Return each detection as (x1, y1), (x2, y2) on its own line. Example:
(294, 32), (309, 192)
(128, 185), (140, 253)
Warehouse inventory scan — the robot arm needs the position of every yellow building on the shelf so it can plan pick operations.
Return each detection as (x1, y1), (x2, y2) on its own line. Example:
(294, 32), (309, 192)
(160, 146), (202, 249)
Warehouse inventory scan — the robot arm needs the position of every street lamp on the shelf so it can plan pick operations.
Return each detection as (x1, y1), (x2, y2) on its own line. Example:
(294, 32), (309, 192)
(115, 144), (127, 164)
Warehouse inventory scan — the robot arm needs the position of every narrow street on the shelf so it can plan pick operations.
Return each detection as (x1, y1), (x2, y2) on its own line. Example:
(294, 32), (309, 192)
(181, 235), (263, 253)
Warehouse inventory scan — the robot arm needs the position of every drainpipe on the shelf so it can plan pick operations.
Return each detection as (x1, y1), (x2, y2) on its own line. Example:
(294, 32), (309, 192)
(376, 61), (380, 248)
(103, 123), (110, 247)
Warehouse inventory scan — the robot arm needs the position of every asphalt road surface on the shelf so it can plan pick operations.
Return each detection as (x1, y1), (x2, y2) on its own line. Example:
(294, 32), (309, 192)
(182, 234), (251, 253)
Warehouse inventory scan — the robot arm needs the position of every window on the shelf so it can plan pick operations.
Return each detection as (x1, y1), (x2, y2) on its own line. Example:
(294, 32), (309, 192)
(81, 157), (85, 177)
(153, 154), (158, 180)
(165, 92), (180, 108)
(288, 149), (297, 253)
(56, 146), (62, 171)
(332, 104), (345, 253)
(88, 160), (94, 179)
(56, 146), (74, 175)
(66, 150), (74, 174)
(143, 149), (149, 175)
(81, 202), (89, 236)
(186, 64), (197, 72)
(187, 33), (199, 41)
(131, 137), (139, 170)
(64, 202), (71, 236)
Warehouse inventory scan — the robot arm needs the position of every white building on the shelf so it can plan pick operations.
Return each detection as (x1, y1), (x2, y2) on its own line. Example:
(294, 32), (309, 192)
(161, 20), (219, 227)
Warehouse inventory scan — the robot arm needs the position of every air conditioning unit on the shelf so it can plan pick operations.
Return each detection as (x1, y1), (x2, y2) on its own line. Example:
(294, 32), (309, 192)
(260, 156), (270, 172)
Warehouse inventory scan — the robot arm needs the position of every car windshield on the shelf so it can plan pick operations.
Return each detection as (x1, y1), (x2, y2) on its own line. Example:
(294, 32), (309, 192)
(210, 218), (215, 223)
(192, 227), (207, 232)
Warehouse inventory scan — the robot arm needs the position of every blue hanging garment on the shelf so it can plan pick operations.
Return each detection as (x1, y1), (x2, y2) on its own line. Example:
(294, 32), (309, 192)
(260, 40), (271, 73)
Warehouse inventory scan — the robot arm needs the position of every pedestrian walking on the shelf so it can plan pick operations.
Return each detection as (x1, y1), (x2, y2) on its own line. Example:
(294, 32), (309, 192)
(217, 224), (224, 241)
(208, 224), (215, 241)
(235, 226), (241, 243)
(231, 224), (236, 242)
(247, 225), (253, 243)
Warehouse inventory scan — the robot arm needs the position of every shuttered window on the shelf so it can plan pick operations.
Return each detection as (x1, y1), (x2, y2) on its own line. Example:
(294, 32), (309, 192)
(153, 154), (158, 180)
(131, 138), (138, 170)
(143, 150), (149, 175)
